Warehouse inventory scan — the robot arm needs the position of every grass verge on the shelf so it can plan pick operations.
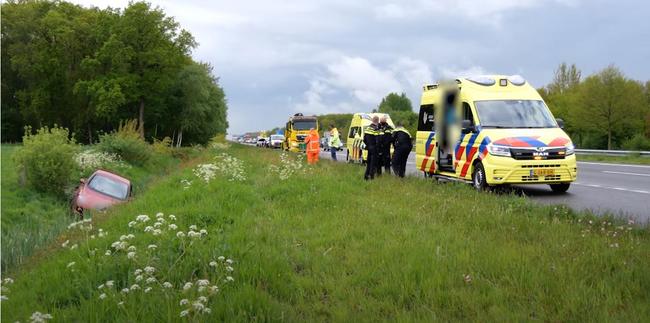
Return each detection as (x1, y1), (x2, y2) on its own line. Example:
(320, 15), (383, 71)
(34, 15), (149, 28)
(2, 144), (649, 322)
(577, 154), (650, 165)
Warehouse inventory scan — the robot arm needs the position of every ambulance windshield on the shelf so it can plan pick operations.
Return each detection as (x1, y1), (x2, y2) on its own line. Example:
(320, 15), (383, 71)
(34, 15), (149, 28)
(475, 100), (557, 128)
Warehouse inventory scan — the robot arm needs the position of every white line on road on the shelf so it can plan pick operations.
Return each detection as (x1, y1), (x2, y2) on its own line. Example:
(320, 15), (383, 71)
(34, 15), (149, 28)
(578, 161), (650, 168)
(602, 171), (650, 177)
(574, 182), (650, 195)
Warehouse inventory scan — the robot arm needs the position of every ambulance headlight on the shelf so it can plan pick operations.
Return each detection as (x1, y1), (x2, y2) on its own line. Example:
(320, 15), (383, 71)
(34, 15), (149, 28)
(487, 144), (511, 157)
(565, 143), (575, 156)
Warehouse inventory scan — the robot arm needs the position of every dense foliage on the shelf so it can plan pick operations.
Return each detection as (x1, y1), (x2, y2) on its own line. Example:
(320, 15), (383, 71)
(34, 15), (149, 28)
(97, 120), (152, 166)
(540, 64), (650, 150)
(1, 0), (228, 145)
(12, 127), (78, 195)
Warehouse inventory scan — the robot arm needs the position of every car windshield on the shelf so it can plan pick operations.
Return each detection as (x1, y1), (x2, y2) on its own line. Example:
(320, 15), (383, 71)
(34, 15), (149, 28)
(88, 174), (129, 200)
(293, 121), (316, 130)
(475, 100), (557, 128)
(271, 135), (283, 140)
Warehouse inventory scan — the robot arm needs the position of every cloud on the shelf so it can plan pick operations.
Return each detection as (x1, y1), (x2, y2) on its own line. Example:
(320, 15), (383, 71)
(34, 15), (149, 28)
(294, 56), (439, 114)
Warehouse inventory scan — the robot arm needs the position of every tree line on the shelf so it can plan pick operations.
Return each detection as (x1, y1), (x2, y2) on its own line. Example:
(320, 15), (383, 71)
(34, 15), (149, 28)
(540, 63), (650, 150)
(1, 0), (228, 146)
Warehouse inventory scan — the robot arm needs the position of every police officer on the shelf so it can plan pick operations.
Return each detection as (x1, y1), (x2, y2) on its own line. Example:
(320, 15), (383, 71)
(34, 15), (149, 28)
(391, 123), (413, 178)
(377, 116), (393, 175)
(363, 116), (380, 180)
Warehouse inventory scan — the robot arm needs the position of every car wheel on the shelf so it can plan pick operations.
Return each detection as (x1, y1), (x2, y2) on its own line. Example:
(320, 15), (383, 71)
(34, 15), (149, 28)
(550, 183), (570, 193)
(472, 162), (489, 191)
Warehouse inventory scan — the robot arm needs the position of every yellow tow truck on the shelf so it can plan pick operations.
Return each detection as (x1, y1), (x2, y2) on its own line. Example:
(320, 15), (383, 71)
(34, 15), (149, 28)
(283, 113), (318, 152)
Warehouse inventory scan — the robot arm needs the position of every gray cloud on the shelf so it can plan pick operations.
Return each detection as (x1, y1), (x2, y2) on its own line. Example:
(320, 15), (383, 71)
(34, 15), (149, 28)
(72, 0), (650, 134)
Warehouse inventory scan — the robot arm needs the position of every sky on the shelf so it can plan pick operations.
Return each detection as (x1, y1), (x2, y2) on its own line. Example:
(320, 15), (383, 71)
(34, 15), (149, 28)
(72, 0), (650, 134)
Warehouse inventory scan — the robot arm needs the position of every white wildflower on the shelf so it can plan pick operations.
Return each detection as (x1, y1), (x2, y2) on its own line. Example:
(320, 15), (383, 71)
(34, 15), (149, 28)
(225, 276), (234, 282)
(130, 284), (140, 291)
(106, 281), (114, 288)
(197, 279), (210, 287)
(198, 296), (208, 303)
(217, 256), (225, 261)
(135, 275), (143, 282)
(168, 224), (178, 230)
(148, 244), (157, 250)
(99, 293), (106, 300)
(180, 299), (189, 306)
(121, 288), (129, 294)
(163, 282), (173, 289)
(144, 287), (152, 293)
(128, 221), (136, 228)
(199, 229), (207, 235)
(144, 266), (155, 274)
(127, 252), (136, 259)
(144, 226), (154, 233)
(209, 261), (217, 267)
(183, 282), (193, 291)
(169, 214), (176, 221)
(66, 262), (76, 268)
(189, 225), (198, 231)
(156, 212), (164, 218)
(61, 240), (69, 248)
(136, 215), (150, 222)
(29, 311), (53, 322)
(146, 277), (156, 284)
(128, 246), (136, 252)
(176, 231), (186, 238)
(180, 310), (189, 317)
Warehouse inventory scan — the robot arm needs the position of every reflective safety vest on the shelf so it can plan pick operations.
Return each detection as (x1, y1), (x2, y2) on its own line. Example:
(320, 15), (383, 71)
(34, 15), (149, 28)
(306, 134), (320, 153)
(393, 127), (411, 138)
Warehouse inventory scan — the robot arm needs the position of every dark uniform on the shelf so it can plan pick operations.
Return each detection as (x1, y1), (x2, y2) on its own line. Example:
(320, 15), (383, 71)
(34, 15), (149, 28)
(391, 127), (412, 178)
(377, 122), (393, 175)
(363, 123), (380, 180)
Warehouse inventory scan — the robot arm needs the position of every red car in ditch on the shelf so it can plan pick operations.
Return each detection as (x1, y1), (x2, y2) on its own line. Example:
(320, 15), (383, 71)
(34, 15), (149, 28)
(71, 170), (132, 217)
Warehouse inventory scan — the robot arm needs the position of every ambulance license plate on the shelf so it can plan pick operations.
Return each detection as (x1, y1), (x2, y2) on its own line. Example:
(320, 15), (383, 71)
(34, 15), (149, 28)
(531, 169), (555, 177)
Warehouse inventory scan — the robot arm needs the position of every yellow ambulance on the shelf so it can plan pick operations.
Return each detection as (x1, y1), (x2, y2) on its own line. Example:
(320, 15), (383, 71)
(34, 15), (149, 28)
(345, 112), (394, 163)
(416, 75), (577, 192)
(283, 113), (318, 152)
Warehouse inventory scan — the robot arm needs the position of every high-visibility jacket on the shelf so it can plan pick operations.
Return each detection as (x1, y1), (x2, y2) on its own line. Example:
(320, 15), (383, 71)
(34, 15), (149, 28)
(363, 123), (380, 151)
(392, 126), (413, 151)
(329, 128), (342, 148)
(305, 129), (320, 153)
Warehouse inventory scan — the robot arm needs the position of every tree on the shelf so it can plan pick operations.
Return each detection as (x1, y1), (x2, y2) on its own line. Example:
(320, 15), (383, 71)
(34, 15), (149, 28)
(572, 66), (646, 149)
(378, 92), (413, 113)
(96, 1), (196, 138)
(167, 63), (228, 146)
(548, 63), (581, 94)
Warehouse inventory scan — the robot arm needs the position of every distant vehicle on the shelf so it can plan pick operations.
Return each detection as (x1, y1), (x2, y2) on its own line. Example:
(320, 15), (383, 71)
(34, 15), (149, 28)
(269, 134), (283, 148)
(256, 137), (267, 147)
(320, 137), (329, 151)
(283, 113), (318, 152)
(71, 170), (132, 218)
(416, 75), (576, 192)
(345, 113), (394, 163)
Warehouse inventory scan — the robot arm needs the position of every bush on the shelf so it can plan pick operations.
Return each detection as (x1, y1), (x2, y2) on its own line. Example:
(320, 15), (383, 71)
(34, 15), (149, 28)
(152, 137), (173, 155)
(622, 134), (650, 151)
(13, 126), (78, 195)
(97, 120), (152, 166)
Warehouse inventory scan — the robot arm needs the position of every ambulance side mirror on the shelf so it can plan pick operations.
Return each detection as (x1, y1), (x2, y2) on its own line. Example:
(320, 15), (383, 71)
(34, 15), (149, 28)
(556, 118), (565, 129)
(461, 120), (476, 134)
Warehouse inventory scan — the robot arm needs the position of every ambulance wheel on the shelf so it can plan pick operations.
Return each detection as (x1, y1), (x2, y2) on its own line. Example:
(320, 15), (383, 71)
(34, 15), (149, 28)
(472, 162), (489, 191)
(550, 183), (570, 193)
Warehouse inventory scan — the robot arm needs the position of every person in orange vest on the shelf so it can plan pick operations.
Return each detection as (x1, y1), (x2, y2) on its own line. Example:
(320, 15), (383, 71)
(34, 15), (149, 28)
(304, 128), (320, 165)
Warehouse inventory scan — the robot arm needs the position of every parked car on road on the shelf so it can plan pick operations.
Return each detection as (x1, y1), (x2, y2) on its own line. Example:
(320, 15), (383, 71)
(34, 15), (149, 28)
(71, 170), (132, 218)
(269, 135), (284, 148)
(256, 138), (268, 147)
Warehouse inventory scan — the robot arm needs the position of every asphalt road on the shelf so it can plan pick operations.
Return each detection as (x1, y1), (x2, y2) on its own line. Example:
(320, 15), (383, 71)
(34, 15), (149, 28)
(319, 149), (650, 223)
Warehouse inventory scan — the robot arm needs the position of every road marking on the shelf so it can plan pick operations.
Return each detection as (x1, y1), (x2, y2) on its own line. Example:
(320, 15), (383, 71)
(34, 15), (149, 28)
(603, 171), (650, 177)
(578, 161), (650, 168)
(574, 182), (650, 195)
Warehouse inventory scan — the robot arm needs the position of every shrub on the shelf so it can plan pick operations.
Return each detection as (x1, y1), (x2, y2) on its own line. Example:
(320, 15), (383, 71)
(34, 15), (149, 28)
(152, 137), (173, 155)
(97, 120), (152, 166)
(622, 134), (650, 151)
(13, 126), (78, 195)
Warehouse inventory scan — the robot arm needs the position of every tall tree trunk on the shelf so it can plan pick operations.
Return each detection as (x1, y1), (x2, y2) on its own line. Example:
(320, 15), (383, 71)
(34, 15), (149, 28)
(138, 98), (145, 138)
(88, 124), (93, 144)
(608, 128), (612, 150)
(177, 129), (183, 148)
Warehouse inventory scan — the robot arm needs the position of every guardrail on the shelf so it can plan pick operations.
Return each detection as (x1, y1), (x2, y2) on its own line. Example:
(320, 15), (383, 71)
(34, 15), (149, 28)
(575, 149), (650, 157)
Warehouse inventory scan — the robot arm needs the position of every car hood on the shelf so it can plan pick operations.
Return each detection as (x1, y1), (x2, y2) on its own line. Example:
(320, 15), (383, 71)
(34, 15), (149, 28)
(478, 127), (572, 147)
(77, 185), (124, 210)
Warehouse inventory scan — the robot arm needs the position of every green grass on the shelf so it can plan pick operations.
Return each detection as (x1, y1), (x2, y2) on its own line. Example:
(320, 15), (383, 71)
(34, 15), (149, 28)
(2, 144), (649, 322)
(0, 144), (184, 273)
(577, 154), (650, 165)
